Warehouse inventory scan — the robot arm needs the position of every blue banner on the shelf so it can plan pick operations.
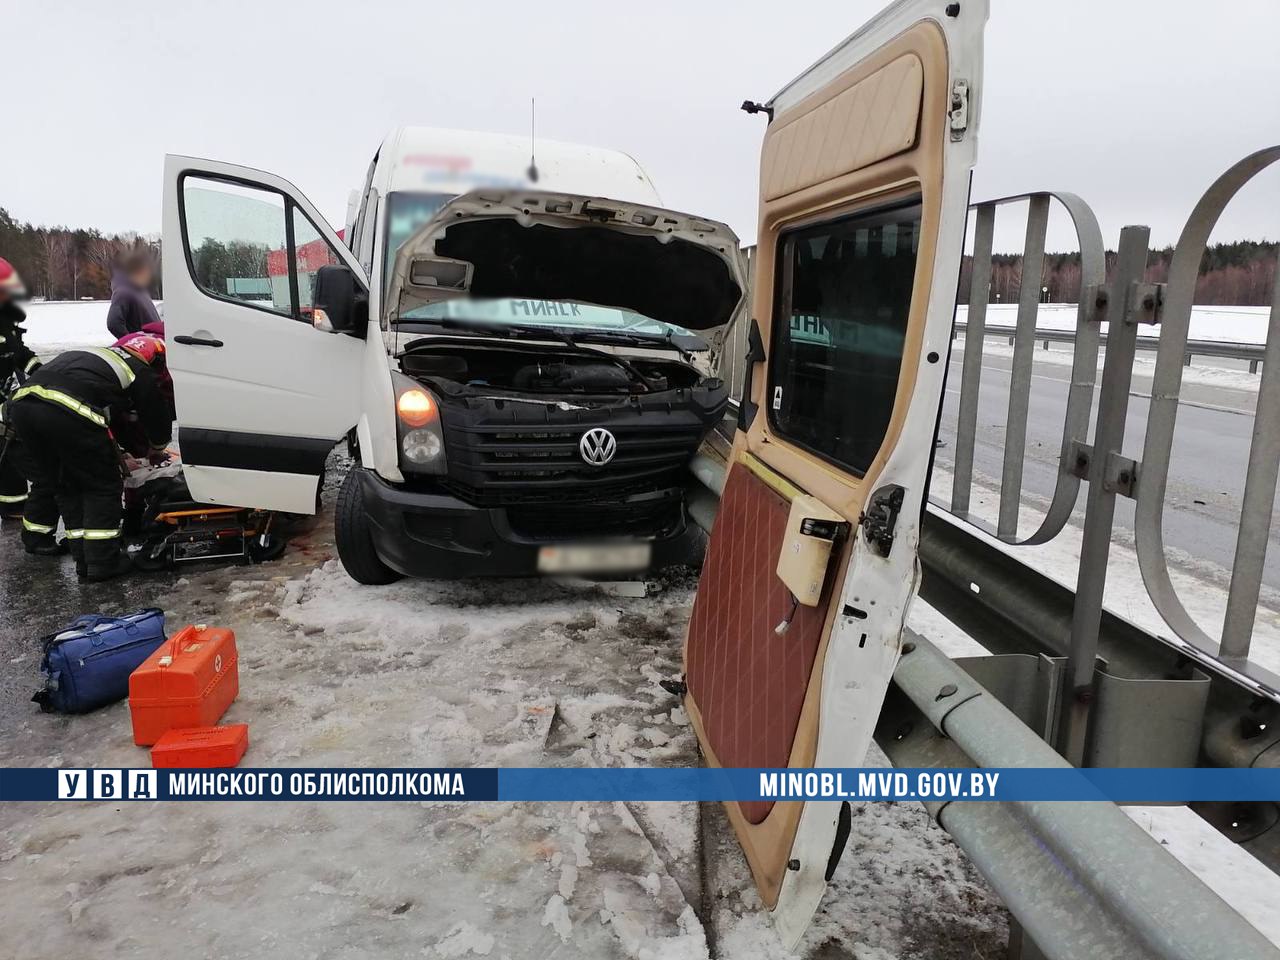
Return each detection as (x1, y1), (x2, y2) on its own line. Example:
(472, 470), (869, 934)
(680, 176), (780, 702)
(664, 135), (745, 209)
(2, 767), (1278, 803)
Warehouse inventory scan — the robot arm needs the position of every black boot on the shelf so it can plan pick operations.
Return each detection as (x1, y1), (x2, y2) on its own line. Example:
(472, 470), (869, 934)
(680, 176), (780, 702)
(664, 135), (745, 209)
(23, 534), (69, 556)
(69, 540), (87, 578)
(84, 549), (132, 583)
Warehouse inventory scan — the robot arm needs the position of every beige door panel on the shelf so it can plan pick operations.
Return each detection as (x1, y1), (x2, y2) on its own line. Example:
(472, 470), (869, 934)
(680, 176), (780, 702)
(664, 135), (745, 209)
(742, 21), (949, 523)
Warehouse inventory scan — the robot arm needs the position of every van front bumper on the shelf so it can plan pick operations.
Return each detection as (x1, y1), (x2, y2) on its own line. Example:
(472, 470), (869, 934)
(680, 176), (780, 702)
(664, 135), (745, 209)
(355, 468), (698, 579)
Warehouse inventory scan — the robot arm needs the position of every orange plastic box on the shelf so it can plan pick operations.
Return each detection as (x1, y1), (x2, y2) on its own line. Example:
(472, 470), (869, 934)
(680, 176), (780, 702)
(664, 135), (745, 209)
(150, 724), (249, 768)
(129, 624), (239, 745)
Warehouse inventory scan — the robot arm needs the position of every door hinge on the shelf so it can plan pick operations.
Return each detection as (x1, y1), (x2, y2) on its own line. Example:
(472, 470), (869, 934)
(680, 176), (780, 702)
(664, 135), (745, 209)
(949, 79), (970, 141)
(859, 485), (906, 558)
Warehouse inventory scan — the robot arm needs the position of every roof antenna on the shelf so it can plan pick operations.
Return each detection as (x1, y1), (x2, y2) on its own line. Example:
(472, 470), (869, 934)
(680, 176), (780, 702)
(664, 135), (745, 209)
(527, 98), (540, 183)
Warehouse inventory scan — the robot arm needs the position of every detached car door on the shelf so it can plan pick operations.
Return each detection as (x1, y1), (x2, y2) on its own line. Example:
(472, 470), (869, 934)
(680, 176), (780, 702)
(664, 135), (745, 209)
(682, 0), (985, 944)
(162, 156), (368, 514)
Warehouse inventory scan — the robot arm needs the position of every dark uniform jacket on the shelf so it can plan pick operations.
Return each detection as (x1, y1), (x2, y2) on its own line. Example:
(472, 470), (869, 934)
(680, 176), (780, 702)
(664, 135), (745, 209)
(0, 301), (38, 389)
(106, 272), (162, 339)
(20, 346), (172, 450)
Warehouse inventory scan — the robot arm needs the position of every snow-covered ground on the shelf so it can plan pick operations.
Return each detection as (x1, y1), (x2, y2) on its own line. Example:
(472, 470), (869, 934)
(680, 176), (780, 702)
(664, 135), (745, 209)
(0, 469), (1008, 960)
(956, 302), (1274, 344)
(20, 300), (121, 353)
(22, 300), (1274, 353)
(6, 306), (1276, 957)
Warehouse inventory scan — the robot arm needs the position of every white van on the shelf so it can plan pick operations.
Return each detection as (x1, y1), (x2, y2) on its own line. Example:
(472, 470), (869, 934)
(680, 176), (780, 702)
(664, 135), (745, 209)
(160, 127), (746, 583)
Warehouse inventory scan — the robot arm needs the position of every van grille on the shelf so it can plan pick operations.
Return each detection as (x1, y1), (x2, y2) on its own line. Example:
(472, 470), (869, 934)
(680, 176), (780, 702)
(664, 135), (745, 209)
(441, 420), (708, 503)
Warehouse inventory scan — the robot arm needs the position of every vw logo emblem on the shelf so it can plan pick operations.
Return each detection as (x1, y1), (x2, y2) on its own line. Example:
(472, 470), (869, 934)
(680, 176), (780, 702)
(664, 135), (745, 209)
(579, 427), (617, 466)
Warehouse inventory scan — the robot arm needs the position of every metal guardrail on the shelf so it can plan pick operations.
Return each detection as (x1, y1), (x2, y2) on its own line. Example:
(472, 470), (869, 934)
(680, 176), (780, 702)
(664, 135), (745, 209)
(687, 451), (1280, 960)
(953, 321), (1268, 372)
(707, 147), (1280, 955)
(943, 150), (1280, 747)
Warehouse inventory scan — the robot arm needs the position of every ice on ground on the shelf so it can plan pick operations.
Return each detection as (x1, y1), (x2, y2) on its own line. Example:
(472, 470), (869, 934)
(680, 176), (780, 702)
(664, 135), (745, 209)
(0, 478), (1006, 959)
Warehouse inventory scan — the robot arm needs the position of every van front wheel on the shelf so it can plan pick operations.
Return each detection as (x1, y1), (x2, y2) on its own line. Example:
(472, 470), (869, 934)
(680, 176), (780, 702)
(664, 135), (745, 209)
(335, 469), (403, 585)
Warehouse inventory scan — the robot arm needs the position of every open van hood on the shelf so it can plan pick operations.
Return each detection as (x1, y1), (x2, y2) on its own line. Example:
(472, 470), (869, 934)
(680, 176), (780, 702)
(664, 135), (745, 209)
(385, 190), (746, 331)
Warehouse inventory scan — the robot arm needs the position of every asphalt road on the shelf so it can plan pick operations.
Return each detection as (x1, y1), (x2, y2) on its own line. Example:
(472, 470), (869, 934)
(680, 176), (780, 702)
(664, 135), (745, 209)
(935, 346), (1280, 591)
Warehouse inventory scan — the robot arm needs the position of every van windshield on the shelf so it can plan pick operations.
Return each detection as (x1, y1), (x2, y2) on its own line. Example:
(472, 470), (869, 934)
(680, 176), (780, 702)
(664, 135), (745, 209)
(383, 190), (697, 340)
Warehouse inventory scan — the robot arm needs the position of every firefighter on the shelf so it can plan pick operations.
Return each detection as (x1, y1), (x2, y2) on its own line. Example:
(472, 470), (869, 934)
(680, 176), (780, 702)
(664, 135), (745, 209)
(0, 257), (41, 522)
(5, 333), (171, 581)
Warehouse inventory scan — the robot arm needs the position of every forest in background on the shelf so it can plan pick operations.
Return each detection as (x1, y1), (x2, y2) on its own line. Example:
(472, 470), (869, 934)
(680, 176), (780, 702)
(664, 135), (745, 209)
(0, 207), (160, 301)
(959, 239), (1277, 307)
(2, 205), (1276, 307)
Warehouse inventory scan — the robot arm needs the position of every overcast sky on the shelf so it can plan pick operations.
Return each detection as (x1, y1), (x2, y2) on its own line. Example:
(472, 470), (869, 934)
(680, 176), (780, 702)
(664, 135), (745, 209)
(5, 0), (1277, 253)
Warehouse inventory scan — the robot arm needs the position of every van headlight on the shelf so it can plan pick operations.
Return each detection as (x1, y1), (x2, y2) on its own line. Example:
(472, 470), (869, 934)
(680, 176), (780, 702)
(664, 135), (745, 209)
(392, 372), (447, 474)
(402, 428), (443, 464)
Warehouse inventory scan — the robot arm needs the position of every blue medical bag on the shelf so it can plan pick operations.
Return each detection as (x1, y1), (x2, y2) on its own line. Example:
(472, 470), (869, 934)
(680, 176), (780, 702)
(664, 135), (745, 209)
(33, 608), (167, 714)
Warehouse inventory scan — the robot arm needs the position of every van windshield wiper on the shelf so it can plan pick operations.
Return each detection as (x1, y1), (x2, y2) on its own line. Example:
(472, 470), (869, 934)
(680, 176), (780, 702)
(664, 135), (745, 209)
(398, 318), (696, 390)
(559, 328), (702, 363)
(400, 316), (701, 361)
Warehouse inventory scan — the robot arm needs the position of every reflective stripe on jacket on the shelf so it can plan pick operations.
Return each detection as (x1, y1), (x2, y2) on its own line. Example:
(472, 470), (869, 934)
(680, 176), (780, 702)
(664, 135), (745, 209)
(10, 384), (108, 427)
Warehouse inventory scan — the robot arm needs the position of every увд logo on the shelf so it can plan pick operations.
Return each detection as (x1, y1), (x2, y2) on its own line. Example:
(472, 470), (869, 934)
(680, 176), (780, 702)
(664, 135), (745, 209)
(58, 769), (157, 800)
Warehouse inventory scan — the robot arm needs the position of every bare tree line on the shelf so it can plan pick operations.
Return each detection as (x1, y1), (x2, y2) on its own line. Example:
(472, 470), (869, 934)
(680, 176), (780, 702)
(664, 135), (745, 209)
(0, 207), (160, 301)
(959, 241), (1278, 307)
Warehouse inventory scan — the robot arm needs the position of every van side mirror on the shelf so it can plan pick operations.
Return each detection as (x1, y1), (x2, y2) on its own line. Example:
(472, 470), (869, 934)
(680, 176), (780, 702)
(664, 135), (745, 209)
(312, 264), (368, 337)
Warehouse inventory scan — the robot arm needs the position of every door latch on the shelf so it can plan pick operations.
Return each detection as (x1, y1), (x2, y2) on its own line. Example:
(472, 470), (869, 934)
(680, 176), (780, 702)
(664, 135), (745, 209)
(949, 79), (970, 141)
(859, 485), (905, 558)
(799, 517), (851, 541)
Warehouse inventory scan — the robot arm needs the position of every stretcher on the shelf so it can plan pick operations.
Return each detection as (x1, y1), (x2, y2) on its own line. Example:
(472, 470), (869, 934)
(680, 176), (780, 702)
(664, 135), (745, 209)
(124, 458), (288, 570)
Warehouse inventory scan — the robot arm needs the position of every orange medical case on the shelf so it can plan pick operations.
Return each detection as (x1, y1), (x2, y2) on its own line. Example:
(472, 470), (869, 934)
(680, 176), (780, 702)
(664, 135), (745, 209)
(150, 724), (249, 768)
(129, 624), (239, 745)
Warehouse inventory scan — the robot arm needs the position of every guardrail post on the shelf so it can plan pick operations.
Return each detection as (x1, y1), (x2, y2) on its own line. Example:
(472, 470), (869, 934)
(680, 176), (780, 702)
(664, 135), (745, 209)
(1057, 225), (1151, 765)
(951, 203), (995, 517)
(998, 195), (1050, 539)
(1220, 260), (1280, 660)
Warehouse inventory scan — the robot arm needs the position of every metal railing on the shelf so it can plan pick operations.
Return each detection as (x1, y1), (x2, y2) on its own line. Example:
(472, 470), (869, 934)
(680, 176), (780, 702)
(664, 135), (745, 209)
(939, 150), (1280, 701)
(688, 450), (1280, 960)
(953, 321), (1269, 372)
(712, 150), (1280, 695)
(707, 145), (1280, 906)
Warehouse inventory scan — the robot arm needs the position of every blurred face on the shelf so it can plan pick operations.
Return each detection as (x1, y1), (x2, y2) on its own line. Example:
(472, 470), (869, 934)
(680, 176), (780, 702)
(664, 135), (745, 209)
(129, 264), (153, 289)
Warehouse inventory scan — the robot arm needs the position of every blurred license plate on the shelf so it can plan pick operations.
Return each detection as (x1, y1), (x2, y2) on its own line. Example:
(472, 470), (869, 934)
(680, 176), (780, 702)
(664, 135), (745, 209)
(537, 543), (651, 574)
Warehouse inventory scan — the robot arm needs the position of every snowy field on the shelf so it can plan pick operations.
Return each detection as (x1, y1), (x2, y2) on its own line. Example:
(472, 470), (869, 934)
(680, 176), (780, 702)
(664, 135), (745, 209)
(0, 467), (1007, 960)
(956, 302), (1274, 344)
(21, 300), (149, 353)
(20, 300), (1276, 354)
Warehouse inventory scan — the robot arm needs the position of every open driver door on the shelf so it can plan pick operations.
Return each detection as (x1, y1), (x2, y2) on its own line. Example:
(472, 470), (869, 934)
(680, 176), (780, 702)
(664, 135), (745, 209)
(682, 0), (986, 944)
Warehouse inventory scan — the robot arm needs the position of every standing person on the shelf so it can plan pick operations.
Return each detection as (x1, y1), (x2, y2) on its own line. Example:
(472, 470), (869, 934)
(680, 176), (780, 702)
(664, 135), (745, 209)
(5, 333), (171, 580)
(105, 249), (161, 339)
(0, 257), (41, 521)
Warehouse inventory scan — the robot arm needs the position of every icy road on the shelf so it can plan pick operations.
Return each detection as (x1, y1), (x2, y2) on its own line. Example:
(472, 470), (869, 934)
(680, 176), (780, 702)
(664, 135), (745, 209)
(0, 460), (1006, 960)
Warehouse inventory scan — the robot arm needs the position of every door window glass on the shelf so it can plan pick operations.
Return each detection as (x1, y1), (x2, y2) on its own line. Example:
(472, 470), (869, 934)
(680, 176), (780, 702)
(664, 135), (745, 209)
(768, 200), (921, 475)
(292, 206), (343, 322)
(183, 177), (292, 316)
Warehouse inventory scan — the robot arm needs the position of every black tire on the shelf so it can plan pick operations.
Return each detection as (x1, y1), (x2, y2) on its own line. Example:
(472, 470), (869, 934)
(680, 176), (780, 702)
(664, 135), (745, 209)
(335, 469), (402, 585)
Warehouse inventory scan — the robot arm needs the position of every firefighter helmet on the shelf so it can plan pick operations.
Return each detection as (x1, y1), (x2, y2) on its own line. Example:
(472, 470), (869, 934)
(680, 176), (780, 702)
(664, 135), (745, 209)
(0, 257), (26, 297)
(113, 332), (166, 365)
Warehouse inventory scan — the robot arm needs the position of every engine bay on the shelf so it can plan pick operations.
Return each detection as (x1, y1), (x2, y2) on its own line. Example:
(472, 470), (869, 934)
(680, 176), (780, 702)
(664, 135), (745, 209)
(398, 340), (708, 399)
